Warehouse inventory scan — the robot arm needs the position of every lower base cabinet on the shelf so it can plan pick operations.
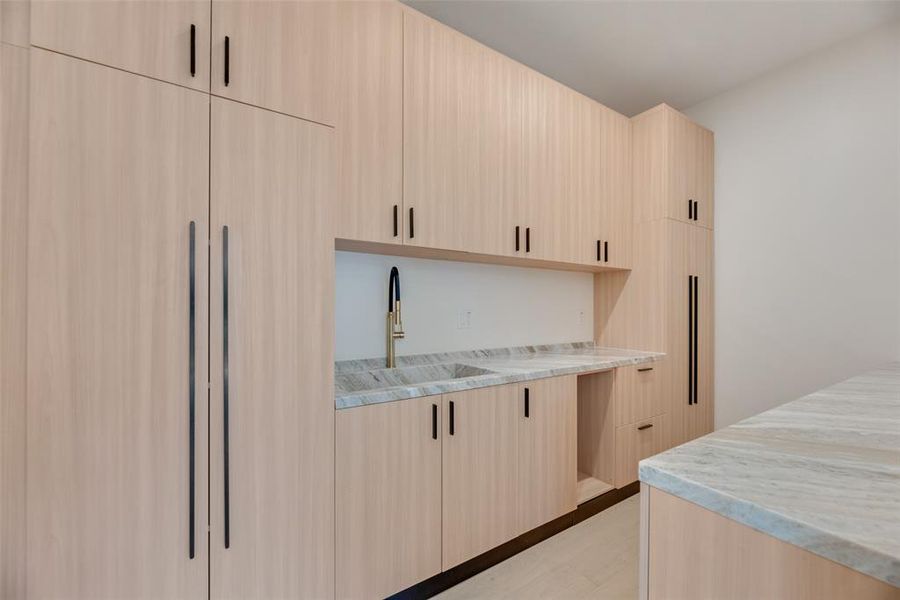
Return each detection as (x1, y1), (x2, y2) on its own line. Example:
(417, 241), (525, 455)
(615, 413), (670, 487)
(335, 396), (442, 600)
(442, 384), (520, 570)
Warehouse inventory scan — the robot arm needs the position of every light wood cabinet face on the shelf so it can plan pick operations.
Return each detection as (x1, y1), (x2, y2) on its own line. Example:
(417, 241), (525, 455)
(404, 10), (524, 256)
(615, 413), (669, 487)
(615, 363), (666, 427)
(209, 97), (335, 600)
(685, 226), (714, 441)
(334, 1), (403, 244)
(442, 384), (519, 570)
(211, 0), (337, 125)
(517, 376), (578, 534)
(336, 397), (442, 600)
(669, 109), (714, 228)
(31, 0), (210, 91)
(27, 49), (210, 599)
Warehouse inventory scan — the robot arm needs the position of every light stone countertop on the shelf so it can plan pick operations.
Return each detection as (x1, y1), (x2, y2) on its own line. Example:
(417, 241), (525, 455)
(640, 363), (900, 587)
(335, 342), (664, 410)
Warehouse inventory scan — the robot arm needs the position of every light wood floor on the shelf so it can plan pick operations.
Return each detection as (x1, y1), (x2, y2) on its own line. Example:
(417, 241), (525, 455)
(436, 494), (640, 599)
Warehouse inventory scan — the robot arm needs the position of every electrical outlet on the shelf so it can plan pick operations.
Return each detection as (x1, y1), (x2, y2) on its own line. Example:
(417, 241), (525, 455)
(578, 310), (585, 324)
(457, 309), (472, 330)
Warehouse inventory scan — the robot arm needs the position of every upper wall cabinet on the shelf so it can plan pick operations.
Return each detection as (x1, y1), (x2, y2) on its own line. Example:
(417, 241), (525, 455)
(403, 9), (525, 256)
(210, 1), (338, 125)
(334, 1), (403, 245)
(31, 0), (210, 91)
(633, 104), (714, 229)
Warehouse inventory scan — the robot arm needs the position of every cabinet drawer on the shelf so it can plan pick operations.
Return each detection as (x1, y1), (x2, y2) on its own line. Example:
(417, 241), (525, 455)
(615, 362), (665, 427)
(615, 413), (669, 487)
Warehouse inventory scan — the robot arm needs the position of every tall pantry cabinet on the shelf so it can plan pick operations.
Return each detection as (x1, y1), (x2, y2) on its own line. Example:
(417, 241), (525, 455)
(26, 30), (335, 600)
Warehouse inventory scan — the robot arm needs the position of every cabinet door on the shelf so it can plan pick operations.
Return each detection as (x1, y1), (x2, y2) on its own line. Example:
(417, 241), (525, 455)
(685, 226), (714, 441)
(600, 107), (633, 269)
(615, 363), (666, 427)
(31, 0), (209, 91)
(336, 398), (442, 600)
(334, 1), (403, 244)
(665, 221), (691, 447)
(404, 10), (523, 256)
(27, 49), (209, 599)
(693, 126), (715, 228)
(442, 384), (519, 570)
(211, 0), (337, 125)
(668, 109), (714, 228)
(209, 97), (334, 599)
(518, 376), (577, 534)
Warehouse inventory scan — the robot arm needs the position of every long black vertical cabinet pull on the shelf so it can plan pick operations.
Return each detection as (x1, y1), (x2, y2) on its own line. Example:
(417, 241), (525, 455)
(393, 205), (399, 238)
(515, 226), (520, 252)
(432, 404), (438, 440)
(190, 24), (196, 76)
(524, 387), (530, 418)
(449, 401), (455, 435)
(188, 221), (196, 560)
(224, 36), (230, 86)
(688, 275), (694, 406)
(693, 275), (699, 405)
(223, 226), (231, 548)
(525, 227), (531, 253)
(409, 207), (415, 239)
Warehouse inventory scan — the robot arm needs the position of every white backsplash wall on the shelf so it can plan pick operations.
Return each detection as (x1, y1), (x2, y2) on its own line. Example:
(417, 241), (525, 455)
(335, 251), (594, 361)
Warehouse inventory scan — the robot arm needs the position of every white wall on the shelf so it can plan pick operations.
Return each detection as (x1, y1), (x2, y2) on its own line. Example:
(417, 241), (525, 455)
(335, 252), (594, 361)
(685, 21), (900, 428)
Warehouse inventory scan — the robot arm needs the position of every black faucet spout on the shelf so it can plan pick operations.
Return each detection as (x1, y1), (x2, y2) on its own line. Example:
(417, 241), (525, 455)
(388, 266), (401, 311)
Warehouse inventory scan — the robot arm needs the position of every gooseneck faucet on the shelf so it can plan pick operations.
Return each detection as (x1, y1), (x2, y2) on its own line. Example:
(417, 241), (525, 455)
(386, 266), (405, 368)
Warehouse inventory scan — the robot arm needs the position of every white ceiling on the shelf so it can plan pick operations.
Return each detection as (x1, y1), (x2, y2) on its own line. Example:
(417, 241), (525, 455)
(403, 0), (900, 116)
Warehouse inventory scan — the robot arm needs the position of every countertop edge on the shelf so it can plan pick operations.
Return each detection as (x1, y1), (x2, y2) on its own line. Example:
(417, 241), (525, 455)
(638, 463), (900, 587)
(335, 352), (664, 410)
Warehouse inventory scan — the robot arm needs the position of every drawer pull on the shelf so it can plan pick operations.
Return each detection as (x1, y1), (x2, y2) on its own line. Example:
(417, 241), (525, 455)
(637, 423), (653, 431)
(637, 367), (653, 372)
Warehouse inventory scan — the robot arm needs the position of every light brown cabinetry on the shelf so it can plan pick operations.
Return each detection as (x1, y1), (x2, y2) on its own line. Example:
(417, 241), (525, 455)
(403, 9), (523, 256)
(633, 104), (714, 228)
(335, 397), (442, 600)
(334, 1), (404, 244)
(442, 384), (520, 569)
(31, 0), (210, 91)
(26, 48), (210, 599)
(210, 0), (337, 125)
(208, 97), (335, 600)
(615, 414), (670, 487)
(517, 376), (578, 534)
(615, 363), (666, 427)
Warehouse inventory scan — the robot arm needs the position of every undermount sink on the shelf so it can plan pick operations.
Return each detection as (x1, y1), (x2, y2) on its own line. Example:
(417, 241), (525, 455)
(336, 363), (497, 394)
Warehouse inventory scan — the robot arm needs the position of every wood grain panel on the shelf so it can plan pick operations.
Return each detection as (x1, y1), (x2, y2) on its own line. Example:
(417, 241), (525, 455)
(576, 371), (616, 488)
(32, 0), (209, 90)
(614, 414), (669, 487)
(442, 384), (519, 570)
(403, 9), (524, 256)
(334, 1), (403, 244)
(615, 363), (666, 427)
(336, 398), (442, 600)
(0, 42), (28, 599)
(517, 376), (578, 534)
(209, 97), (335, 600)
(647, 486), (898, 599)
(27, 49), (210, 599)
(685, 225), (714, 440)
(1, 1), (29, 47)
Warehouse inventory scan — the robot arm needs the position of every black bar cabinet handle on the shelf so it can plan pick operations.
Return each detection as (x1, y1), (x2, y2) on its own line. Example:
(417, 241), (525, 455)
(188, 221), (196, 560)
(604, 241), (609, 263)
(516, 226), (520, 252)
(190, 24), (196, 77)
(409, 207), (415, 239)
(596, 240), (601, 261)
(638, 423), (653, 431)
(524, 387), (530, 418)
(432, 404), (438, 440)
(448, 401), (455, 435)
(688, 199), (693, 220)
(223, 226), (231, 549)
(393, 205), (398, 238)
(688, 275), (694, 405)
(525, 227), (531, 253)
(224, 36), (230, 86)
(637, 367), (653, 372)
(693, 275), (699, 404)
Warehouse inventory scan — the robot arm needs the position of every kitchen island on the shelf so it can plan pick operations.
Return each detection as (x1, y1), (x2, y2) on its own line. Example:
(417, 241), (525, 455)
(639, 364), (900, 599)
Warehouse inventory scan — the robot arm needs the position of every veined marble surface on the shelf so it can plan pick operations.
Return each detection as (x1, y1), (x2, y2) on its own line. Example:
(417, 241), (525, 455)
(335, 342), (663, 410)
(640, 364), (900, 587)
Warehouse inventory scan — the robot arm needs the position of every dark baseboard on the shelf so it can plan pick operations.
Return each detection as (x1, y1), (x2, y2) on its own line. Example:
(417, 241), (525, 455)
(389, 481), (641, 600)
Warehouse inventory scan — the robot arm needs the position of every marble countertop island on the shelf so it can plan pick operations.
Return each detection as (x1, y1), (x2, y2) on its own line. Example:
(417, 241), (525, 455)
(335, 342), (663, 409)
(640, 363), (900, 587)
